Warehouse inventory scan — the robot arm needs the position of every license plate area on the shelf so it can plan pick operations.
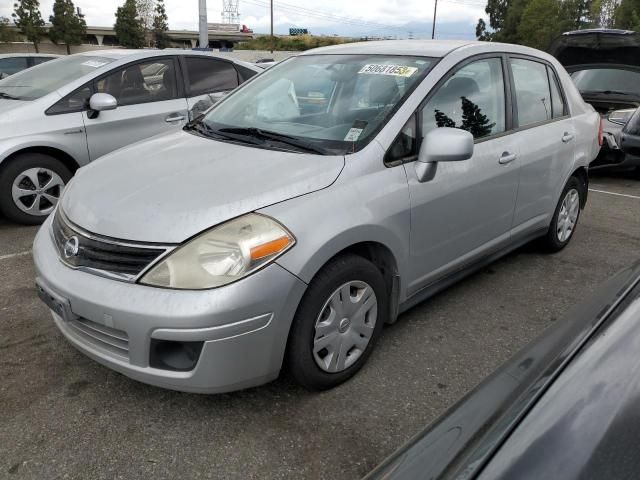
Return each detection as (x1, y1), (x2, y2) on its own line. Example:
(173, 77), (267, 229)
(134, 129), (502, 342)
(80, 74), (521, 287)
(36, 281), (77, 322)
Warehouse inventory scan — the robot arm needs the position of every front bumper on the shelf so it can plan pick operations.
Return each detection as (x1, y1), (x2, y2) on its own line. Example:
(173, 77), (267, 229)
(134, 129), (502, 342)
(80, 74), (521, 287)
(33, 217), (307, 393)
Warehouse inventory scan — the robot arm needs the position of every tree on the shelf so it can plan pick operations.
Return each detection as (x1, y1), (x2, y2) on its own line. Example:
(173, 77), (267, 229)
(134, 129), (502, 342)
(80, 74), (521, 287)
(0, 17), (19, 43)
(152, 0), (170, 49)
(136, 0), (155, 31)
(49, 0), (86, 54)
(592, 0), (618, 27)
(460, 97), (495, 138)
(114, 0), (145, 48)
(615, 0), (640, 29)
(12, 0), (45, 52)
(517, 0), (564, 49)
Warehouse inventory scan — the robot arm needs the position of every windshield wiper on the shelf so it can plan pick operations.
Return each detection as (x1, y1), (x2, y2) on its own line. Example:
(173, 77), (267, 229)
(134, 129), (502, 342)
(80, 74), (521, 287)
(581, 90), (632, 96)
(218, 127), (328, 154)
(0, 91), (21, 100)
(185, 121), (264, 145)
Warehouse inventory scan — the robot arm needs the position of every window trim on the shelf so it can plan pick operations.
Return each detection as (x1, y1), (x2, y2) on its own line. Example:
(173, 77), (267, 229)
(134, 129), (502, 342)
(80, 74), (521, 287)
(179, 55), (241, 98)
(506, 54), (571, 133)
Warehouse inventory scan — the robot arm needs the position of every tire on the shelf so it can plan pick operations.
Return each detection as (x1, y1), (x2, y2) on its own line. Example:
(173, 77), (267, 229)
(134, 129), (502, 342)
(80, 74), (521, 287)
(541, 176), (583, 252)
(0, 153), (72, 225)
(286, 254), (388, 391)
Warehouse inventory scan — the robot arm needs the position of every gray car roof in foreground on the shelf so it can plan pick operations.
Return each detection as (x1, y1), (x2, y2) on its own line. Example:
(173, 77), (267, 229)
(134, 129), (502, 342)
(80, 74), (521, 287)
(299, 40), (477, 57)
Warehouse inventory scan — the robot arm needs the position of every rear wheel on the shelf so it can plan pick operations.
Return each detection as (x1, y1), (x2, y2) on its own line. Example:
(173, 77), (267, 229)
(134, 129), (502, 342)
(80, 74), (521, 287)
(0, 153), (72, 225)
(286, 254), (388, 391)
(541, 176), (583, 252)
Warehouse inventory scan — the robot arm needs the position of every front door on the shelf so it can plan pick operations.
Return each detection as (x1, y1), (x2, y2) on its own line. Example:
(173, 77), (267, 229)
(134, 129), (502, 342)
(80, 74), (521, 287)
(83, 57), (189, 161)
(404, 56), (520, 295)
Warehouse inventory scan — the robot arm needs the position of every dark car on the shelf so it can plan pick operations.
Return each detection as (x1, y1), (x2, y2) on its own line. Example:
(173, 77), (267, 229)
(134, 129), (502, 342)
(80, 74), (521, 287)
(549, 29), (640, 173)
(366, 261), (640, 480)
(620, 106), (640, 158)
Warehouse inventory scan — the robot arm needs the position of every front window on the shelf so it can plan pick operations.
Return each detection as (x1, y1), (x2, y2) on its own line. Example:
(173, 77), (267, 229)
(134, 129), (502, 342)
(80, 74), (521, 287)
(0, 55), (115, 101)
(199, 54), (435, 155)
(571, 68), (640, 96)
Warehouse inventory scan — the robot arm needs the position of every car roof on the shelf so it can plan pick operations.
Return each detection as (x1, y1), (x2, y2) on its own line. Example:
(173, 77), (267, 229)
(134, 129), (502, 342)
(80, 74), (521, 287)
(300, 40), (476, 57)
(73, 49), (260, 71)
(0, 53), (60, 58)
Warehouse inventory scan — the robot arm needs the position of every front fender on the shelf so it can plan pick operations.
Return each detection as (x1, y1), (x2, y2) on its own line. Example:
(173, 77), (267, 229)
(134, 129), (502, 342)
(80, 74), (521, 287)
(260, 151), (411, 302)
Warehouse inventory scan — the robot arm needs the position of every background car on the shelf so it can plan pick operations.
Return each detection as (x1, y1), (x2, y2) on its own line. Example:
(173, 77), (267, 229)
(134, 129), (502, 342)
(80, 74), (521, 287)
(0, 50), (260, 224)
(33, 40), (600, 395)
(549, 29), (640, 172)
(365, 261), (640, 480)
(0, 53), (59, 79)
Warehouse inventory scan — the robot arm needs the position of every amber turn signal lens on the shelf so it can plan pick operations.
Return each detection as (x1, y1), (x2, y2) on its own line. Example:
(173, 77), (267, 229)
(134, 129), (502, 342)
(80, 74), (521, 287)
(250, 236), (292, 260)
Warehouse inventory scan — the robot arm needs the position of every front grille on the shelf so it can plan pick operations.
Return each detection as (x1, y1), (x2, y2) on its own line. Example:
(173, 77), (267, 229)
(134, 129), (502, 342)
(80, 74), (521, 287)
(68, 316), (129, 359)
(52, 209), (169, 280)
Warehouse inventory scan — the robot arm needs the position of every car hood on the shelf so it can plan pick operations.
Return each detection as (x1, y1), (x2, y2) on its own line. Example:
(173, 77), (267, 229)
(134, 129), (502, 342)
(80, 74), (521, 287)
(62, 130), (345, 243)
(549, 30), (640, 67)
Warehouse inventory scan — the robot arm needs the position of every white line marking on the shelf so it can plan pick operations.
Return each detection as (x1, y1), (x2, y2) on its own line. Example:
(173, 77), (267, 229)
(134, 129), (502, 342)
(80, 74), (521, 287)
(0, 250), (31, 262)
(589, 188), (640, 200)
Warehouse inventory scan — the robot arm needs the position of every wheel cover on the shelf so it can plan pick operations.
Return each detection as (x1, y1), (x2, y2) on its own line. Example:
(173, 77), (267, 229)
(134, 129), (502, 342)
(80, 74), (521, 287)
(557, 188), (580, 243)
(312, 280), (378, 373)
(11, 167), (65, 216)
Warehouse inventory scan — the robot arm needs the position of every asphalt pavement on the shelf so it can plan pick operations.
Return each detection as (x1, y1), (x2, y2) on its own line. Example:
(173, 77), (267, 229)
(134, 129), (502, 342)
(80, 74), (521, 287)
(1, 171), (639, 479)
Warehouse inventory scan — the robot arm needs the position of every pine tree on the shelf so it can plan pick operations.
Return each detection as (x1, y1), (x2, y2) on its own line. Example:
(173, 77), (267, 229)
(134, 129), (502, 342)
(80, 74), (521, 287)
(49, 0), (86, 54)
(434, 109), (457, 128)
(12, 0), (45, 53)
(114, 0), (145, 49)
(152, 0), (170, 49)
(460, 97), (495, 138)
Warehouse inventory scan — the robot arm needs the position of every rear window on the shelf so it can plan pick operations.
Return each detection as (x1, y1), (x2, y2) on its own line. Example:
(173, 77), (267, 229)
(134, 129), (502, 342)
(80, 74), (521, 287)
(571, 68), (640, 95)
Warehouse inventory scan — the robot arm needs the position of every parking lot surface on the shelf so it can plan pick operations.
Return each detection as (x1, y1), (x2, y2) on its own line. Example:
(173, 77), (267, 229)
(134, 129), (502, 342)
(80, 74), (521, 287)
(1, 172), (639, 480)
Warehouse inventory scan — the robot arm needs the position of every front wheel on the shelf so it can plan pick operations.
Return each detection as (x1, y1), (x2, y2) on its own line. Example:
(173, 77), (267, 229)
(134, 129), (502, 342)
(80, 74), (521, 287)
(286, 254), (388, 391)
(0, 153), (72, 225)
(541, 176), (583, 252)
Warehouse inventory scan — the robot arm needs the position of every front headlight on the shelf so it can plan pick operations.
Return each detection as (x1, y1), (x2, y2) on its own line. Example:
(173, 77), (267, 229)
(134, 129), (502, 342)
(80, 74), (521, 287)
(139, 213), (295, 289)
(608, 108), (637, 125)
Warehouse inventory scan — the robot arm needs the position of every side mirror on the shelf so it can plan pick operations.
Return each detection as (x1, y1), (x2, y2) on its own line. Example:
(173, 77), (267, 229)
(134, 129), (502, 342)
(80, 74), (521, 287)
(415, 127), (474, 182)
(619, 107), (640, 157)
(87, 93), (117, 119)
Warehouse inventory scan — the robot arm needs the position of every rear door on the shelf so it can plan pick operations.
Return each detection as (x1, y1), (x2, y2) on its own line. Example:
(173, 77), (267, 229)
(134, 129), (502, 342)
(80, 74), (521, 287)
(403, 55), (521, 294)
(507, 57), (576, 233)
(83, 56), (189, 161)
(180, 56), (243, 119)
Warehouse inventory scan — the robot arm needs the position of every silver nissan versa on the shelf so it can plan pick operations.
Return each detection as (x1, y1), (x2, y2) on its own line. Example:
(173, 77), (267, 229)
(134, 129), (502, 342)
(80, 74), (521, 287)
(33, 40), (601, 393)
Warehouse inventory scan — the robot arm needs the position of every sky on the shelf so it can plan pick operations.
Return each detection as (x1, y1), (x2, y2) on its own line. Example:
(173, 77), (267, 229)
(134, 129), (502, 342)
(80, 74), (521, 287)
(1, 0), (487, 40)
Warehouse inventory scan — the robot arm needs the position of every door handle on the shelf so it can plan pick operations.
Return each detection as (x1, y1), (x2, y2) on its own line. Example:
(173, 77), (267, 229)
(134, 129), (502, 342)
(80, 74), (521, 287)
(165, 114), (186, 123)
(499, 152), (517, 165)
(562, 132), (574, 143)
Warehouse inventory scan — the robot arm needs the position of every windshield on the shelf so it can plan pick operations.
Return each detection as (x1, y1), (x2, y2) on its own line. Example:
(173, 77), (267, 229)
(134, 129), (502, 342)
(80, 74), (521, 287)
(571, 68), (640, 96)
(0, 55), (115, 101)
(200, 54), (435, 154)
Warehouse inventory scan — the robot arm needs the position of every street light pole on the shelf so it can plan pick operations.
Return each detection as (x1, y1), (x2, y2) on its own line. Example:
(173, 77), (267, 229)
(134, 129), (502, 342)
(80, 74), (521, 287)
(199, 0), (208, 49)
(431, 0), (438, 39)
(270, 0), (274, 53)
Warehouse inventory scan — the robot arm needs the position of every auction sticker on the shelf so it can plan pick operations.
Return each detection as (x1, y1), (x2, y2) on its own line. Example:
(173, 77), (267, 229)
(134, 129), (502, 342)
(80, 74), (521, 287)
(359, 64), (418, 77)
(344, 120), (368, 141)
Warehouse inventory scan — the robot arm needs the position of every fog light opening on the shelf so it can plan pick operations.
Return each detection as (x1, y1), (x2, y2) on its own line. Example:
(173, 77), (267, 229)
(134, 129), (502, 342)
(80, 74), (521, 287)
(150, 339), (204, 372)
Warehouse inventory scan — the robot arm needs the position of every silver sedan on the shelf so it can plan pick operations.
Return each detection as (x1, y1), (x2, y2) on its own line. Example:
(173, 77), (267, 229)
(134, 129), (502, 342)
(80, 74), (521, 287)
(33, 40), (601, 393)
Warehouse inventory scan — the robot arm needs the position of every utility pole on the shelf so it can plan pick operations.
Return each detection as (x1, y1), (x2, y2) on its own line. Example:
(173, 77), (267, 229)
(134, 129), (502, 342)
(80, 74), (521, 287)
(199, 0), (208, 49)
(431, 0), (438, 39)
(270, 0), (274, 53)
